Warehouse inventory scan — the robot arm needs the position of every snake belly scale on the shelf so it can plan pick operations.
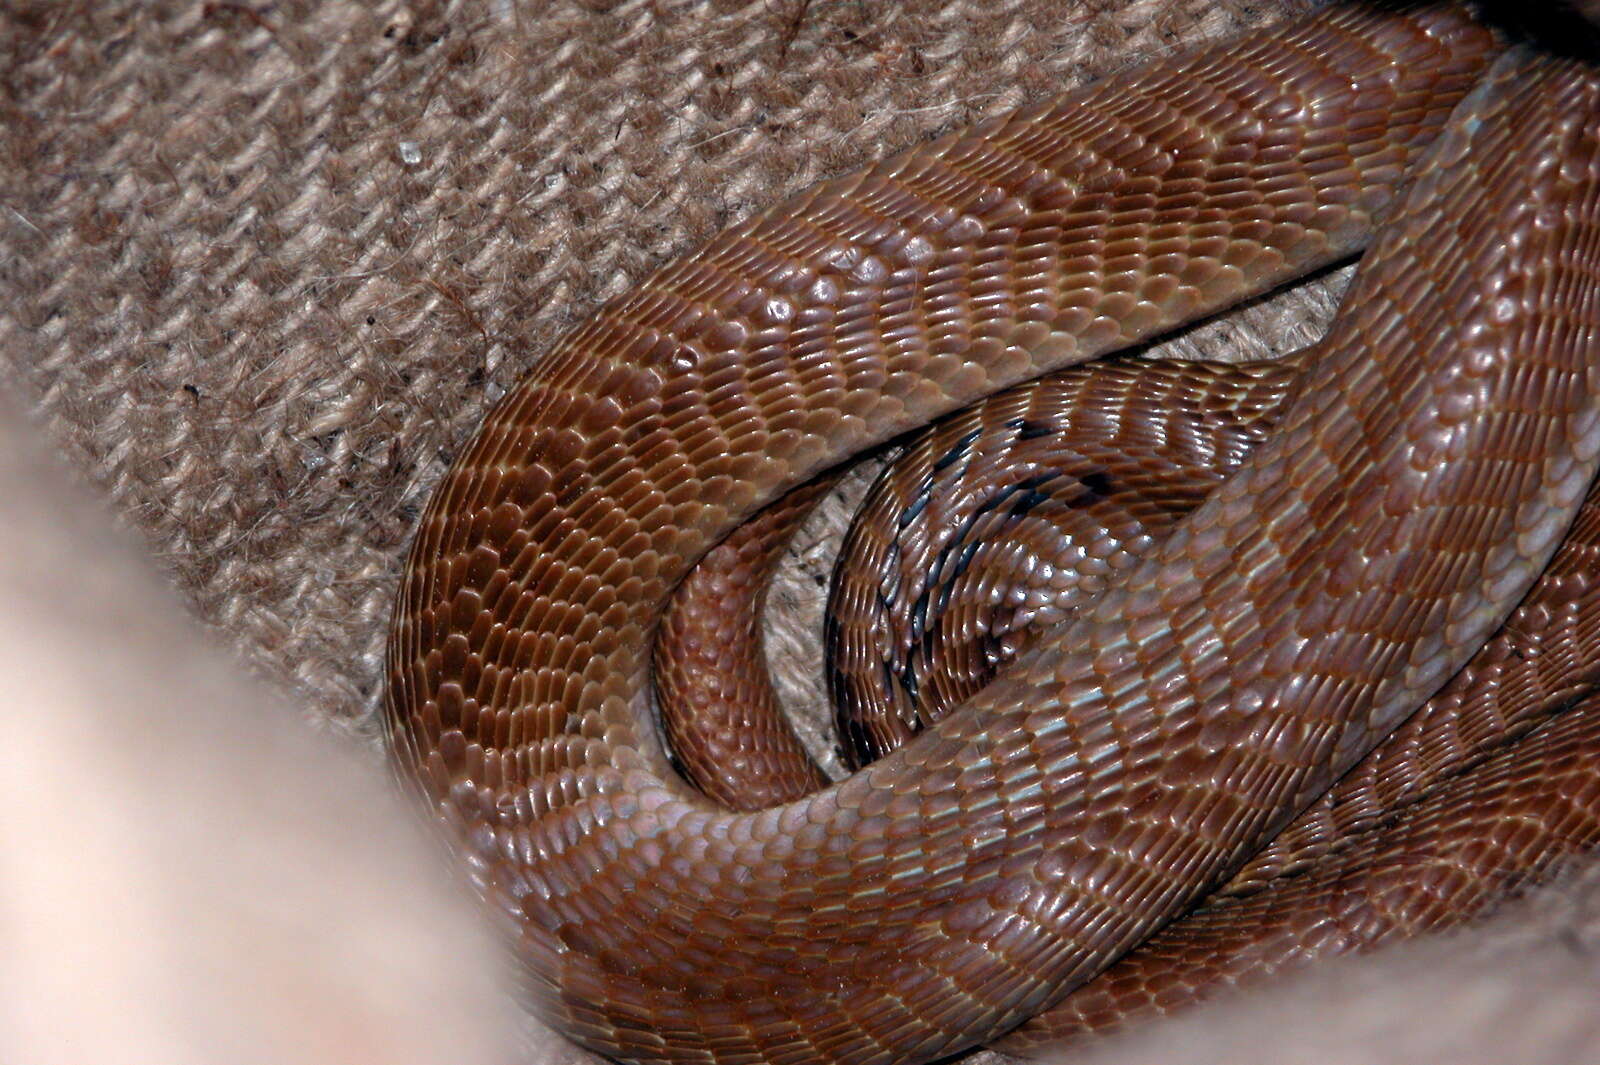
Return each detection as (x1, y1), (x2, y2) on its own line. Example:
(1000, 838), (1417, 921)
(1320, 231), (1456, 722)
(385, 6), (1600, 1064)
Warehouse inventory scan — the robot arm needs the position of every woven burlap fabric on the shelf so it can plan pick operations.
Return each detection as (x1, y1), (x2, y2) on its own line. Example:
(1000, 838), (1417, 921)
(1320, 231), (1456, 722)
(4, 1), (1599, 1062)
(0, 0), (1334, 738)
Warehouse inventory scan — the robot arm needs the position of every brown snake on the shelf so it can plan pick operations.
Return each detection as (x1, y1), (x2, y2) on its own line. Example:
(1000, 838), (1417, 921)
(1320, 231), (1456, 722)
(385, 5), (1600, 1064)
(663, 350), (1600, 1049)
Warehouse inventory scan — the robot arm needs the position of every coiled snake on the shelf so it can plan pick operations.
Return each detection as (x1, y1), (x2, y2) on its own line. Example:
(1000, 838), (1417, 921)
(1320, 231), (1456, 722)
(385, 5), (1600, 1063)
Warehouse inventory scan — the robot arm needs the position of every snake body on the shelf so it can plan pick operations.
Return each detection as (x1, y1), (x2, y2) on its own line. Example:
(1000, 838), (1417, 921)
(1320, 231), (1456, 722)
(662, 342), (1600, 1047)
(386, 6), (1600, 1063)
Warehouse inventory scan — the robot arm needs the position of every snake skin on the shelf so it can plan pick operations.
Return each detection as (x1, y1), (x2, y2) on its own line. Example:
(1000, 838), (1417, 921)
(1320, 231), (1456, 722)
(1002, 680), (1600, 1052)
(662, 339), (1600, 1049)
(819, 345), (1600, 902)
(656, 357), (1291, 794)
(826, 357), (1294, 760)
(657, 476), (835, 809)
(382, 7), (1600, 1064)
(810, 352), (1600, 1047)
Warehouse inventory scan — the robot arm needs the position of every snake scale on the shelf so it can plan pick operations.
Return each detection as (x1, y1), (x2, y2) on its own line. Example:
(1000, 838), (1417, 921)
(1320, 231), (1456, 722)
(385, 5), (1600, 1063)
(662, 349), (1600, 1048)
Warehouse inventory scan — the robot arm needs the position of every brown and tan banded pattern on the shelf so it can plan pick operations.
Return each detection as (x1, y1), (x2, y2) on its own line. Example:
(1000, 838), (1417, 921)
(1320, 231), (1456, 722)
(385, 6), (1600, 1064)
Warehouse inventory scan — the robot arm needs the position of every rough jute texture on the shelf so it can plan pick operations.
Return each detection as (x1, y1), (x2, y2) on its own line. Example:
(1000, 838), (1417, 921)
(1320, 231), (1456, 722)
(3, 1), (1599, 1063)
(0, 0), (1340, 742)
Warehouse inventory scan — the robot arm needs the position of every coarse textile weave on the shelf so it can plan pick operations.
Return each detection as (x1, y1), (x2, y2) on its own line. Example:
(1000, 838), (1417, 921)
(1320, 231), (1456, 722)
(0, 0), (1337, 740)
